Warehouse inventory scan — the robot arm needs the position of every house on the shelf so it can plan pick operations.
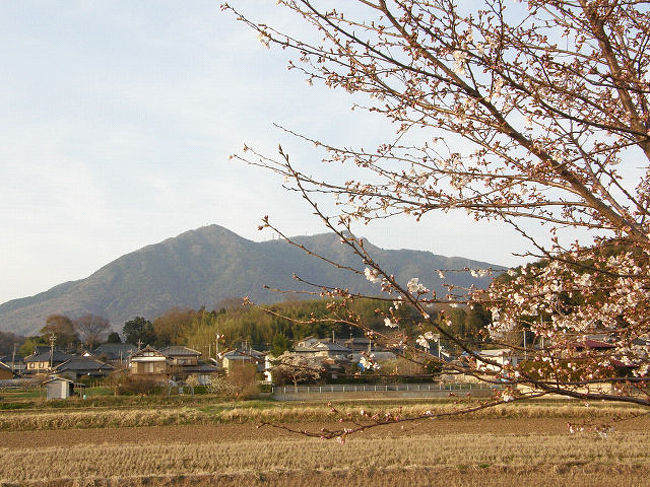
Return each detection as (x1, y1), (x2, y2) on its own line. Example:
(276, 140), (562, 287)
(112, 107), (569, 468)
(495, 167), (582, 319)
(338, 336), (375, 353)
(129, 346), (168, 375)
(127, 345), (220, 382)
(43, 376), (75, 400)
(475, 348), (520, 373)
(54, 357), (115, 380)
(294, 336), (322, 348)
(93, 343), (137, 366)
(350, 351), (397, 365)
(0, 355), (25, 376)
(221, 348), (265, 373)
(574, 338), (621, 353)
(160, 345), (219, 383)
(24, 349), (73, 374)
(265, 351), (356, 384)
(293, 339), (352, 359)
(179, 362), (220, 385)
(320, 356), (354, 381)
(160, 346), (201, 366)
(0, 361), (13, 380)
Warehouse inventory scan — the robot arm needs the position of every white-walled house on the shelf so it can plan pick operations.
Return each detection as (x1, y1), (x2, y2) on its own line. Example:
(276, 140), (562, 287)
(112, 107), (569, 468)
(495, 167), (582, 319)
(475, 348), (520, 373)
(129, 346), (168, 375)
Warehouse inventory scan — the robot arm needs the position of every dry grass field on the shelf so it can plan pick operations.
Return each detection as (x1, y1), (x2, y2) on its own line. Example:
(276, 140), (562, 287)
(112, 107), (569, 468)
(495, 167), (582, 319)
(0, 399), (645, 430)
(0, 400), (648, 486)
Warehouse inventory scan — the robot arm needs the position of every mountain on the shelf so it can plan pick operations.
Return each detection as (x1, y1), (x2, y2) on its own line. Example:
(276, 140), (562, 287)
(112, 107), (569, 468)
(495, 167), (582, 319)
(0, 225), (504, 336)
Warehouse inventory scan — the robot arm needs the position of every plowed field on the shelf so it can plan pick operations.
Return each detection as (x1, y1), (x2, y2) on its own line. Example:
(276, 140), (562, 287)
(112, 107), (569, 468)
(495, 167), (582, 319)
(1, 415), (649, 486)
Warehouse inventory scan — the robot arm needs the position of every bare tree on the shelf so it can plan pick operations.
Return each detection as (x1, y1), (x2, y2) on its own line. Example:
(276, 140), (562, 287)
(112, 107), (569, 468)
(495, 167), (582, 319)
(224, 0), (650, 435)
(41, 314), (80, 350)
(74, 314), (111, 349)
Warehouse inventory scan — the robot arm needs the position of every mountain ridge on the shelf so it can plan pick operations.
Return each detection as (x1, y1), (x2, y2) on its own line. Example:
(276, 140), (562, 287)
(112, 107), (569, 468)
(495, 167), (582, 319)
(0, 224), (504, 336)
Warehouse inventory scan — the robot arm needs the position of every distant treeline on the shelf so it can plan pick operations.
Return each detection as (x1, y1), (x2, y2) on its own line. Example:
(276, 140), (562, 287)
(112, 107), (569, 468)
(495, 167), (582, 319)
(12, 297), (490, 358)
(0, 331), (27, 355)
(126, 298), (491, 358)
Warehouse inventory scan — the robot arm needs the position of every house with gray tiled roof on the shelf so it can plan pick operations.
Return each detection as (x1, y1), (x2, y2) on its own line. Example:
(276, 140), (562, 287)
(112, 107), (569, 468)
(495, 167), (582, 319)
(0, 355), (25, 376)
(221, 348), (265, 373)
(172, 361), (220, 384)
(160, 346), (201, 366)
(54, 357), (115, 380)
(93, 343), (137, 365)
(127, 345), (220, 384)
(293, 339), (352, 358)
(129, 346), (168, 375)
(24, 350), (73, 375)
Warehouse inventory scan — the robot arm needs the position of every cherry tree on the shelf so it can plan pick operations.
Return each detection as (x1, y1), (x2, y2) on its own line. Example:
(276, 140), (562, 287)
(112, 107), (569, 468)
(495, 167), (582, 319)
(224, 0), (650, 434)
(270, 352), (323, 391)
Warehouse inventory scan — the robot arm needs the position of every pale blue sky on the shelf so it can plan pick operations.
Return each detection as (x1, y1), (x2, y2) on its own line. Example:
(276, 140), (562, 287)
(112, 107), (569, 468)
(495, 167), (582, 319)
(0, 1), (530, 305)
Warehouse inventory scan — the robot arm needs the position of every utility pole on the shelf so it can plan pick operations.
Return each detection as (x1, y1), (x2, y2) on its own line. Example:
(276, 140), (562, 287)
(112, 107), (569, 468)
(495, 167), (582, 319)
(523, 330), (527, 360)
(49, 333), (56, 371)
(11, 343), (16, 375)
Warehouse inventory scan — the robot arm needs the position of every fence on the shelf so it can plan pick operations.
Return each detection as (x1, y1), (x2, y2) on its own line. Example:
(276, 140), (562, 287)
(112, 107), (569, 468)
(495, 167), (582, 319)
(271, 382), (498, 397)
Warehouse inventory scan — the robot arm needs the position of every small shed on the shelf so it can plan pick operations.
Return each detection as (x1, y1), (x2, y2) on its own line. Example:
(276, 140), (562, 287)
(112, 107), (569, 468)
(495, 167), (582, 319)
(43, 376), (74, 400)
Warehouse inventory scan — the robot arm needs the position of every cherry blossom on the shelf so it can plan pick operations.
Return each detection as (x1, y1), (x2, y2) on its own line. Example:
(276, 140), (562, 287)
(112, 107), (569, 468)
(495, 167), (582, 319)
(225, 0), (650, 414)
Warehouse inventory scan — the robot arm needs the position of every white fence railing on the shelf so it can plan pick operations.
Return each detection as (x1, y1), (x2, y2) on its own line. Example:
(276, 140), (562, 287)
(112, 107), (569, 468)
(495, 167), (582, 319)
(272, 382), (498, 395)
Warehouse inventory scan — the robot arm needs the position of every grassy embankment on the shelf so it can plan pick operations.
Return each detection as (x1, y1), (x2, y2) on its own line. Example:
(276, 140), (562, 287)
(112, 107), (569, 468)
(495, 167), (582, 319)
(0, 397), (646, 430)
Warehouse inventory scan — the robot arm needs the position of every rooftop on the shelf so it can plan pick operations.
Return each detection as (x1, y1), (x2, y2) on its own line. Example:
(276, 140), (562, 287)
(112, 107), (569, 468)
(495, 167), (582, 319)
(24, 350), (73, 363)
(55, 357), (114, 372)
(160, 346), (201, 357)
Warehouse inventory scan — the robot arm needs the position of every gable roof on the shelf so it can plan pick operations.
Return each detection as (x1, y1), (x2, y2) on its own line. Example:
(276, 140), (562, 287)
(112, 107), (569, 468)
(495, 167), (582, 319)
(181, 362), (220, 374)
(582, 338), (616, 349)
(24, 350), (73, 363)
(314, 342), (351, 352)
(160, 346), (201, 357)
(43, 376), (74, 385)
(55, 357), (115, 373)
(294, 336), (322, 348)
(222, 348), (264, 360)
(0, 355), (24, 364)
(477, 348), (513, 357)
(93, 343), (137, 359)
(293, 340), (351, 353)
(130, 346), (167, 360)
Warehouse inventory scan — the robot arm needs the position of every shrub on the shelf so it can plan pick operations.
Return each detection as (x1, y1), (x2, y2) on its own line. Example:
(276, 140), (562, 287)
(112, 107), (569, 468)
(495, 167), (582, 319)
(115, 376), (166, 396)
(220, 364), (259, 399)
